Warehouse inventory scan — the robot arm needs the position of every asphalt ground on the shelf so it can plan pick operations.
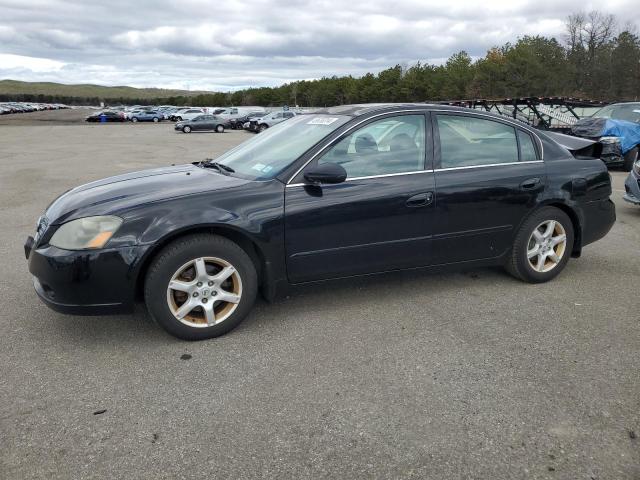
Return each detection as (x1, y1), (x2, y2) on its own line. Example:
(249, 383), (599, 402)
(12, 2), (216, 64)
(0, 109), (639, 479)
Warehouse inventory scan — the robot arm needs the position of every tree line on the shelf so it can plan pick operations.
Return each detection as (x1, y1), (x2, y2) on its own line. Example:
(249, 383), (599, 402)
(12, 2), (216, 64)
(5, 11), (639, 107)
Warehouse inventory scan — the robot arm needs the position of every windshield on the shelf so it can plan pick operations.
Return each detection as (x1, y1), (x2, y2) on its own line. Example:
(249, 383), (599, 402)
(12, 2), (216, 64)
(592, 103), (640, 123)
(214, 114), (350, 180)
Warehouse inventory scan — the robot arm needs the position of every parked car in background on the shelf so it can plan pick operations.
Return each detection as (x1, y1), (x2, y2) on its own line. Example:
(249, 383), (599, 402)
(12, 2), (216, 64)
(25, 103), (616, 340)
(249, 110), (296, 132)
(571, 102), (640, 171)
(215, 107), (267, 120)
(229, 111), (267, 129)
(85, 111), (125, 122)
(243, 114), (266, 130)
(169, 108), (204, 121)
(624, 156), (640, 205)
(175, 115), (231, 133)
(129, 110), (163, 123)
(0, 102), (68, 114)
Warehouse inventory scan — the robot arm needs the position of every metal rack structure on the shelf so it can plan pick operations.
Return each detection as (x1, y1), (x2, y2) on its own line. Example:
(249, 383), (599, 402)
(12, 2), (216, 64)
(436, 97), (608, 133)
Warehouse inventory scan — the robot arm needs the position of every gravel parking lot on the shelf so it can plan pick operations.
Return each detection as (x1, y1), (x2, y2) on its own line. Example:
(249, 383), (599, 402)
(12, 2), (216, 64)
(1, 110), (639, 479)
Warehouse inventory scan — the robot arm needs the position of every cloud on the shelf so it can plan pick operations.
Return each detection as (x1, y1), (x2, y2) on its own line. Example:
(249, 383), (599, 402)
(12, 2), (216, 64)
(0, 0), (639, 90)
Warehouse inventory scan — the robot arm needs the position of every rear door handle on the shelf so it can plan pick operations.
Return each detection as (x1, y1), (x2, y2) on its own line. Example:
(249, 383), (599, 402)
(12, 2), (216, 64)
(520, 177), (541, 190)
(406, 192), (433, 207)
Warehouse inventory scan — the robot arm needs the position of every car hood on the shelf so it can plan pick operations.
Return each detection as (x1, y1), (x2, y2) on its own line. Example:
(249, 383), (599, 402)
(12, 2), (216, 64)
(45, 164), (250, 224)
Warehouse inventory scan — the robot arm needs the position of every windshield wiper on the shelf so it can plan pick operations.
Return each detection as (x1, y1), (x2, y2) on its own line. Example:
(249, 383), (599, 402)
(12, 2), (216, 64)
(195, 159), (235, 175)
(210, 161), (235, 173)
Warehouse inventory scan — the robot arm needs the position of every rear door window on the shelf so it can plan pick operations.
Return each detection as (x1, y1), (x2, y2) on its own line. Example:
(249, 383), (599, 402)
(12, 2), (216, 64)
(435, 114), (519, 168)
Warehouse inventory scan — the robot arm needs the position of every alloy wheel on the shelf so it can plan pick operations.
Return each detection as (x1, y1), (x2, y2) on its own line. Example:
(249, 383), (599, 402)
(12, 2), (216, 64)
(526, 220), (567, 273)
(166, 257), (242, 328)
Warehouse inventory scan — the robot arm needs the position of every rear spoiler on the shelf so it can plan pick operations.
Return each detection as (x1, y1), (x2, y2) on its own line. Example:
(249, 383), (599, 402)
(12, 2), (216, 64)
(544, 131), (603, 159)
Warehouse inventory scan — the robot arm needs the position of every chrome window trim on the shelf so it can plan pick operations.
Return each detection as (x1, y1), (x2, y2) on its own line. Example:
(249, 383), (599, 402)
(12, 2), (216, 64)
(285, 107), (545, 185)
(286, 169), (434, 188)
(436, 160), (543, 172)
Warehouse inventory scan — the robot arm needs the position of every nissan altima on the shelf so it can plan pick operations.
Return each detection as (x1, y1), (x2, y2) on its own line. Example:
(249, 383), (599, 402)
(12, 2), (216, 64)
(25, 104), (616, 340)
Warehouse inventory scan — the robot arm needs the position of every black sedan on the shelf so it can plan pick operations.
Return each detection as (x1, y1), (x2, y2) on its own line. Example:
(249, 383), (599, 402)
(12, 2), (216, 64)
(175, 115), (230, 133)
(85, 111), (125, 122)
(25, 104), (615, 340)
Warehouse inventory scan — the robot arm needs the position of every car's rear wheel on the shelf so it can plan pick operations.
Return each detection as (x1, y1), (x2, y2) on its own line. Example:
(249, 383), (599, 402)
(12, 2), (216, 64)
(144, 234), (258, 340)
(175, 116), (182, 121)
(153, 117), (159, 123)
(182, 125), (191, 133)
(216, 124), (224, 133)
(623, 147), (638, 172)
(132, 117), (138, 123)
(506, 207), (574, 283)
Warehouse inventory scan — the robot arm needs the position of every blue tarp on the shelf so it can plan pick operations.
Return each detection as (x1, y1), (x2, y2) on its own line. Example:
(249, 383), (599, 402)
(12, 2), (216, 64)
(571, 117), (640, 154)
(600, 119), (640, 154)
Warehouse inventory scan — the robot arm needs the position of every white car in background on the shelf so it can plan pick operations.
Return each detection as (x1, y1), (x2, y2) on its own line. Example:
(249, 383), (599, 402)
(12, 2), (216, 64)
(170, 108), (205, 121)
(250, 111), (297, 132)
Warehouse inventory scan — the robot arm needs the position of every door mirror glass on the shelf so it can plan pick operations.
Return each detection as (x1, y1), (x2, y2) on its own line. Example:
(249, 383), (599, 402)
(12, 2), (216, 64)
(304, 162), (347, 184)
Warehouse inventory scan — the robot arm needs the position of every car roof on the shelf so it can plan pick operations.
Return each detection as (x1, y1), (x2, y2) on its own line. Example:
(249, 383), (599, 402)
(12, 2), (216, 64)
(314, 103), (497, 117)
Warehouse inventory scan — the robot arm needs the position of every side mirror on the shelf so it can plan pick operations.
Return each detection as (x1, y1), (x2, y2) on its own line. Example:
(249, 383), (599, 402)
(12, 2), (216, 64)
(304, 163), (347, 184)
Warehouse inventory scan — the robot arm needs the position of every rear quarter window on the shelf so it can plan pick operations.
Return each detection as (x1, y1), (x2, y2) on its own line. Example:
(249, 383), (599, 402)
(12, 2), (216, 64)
(518, 130), (538, 161)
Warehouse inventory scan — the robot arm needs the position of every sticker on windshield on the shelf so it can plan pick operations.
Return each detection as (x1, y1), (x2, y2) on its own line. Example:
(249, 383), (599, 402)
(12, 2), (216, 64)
(251, 163), (274, 173)
(307, 117), (339, 125)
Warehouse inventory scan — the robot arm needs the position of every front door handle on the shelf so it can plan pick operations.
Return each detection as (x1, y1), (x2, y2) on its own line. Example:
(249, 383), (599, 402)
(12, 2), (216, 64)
(520, 177), (541, 190)
(406, 191), (433, 207)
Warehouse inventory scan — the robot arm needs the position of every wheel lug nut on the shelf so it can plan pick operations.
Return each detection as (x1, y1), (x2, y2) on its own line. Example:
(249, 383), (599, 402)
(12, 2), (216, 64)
(211, 291), (217, 296)
(202, 298), (208, 303)
(193, 292), (199, 297)
(197, 282), (203, 287)
(208, 281), (214, 286)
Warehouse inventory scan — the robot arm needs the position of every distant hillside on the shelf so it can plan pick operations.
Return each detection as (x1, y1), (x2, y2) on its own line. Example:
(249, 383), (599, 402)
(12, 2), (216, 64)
(0, 80), (209, 100)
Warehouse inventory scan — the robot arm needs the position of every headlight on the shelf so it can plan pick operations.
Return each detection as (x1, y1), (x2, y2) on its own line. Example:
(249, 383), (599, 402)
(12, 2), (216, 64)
(49, 216), (122, 250)
(599, 136), (620, 144)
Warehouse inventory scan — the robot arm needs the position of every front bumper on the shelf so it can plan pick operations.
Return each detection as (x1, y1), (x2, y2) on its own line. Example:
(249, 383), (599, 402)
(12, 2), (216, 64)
(624, 171), (640, 205)
(26, 240), (150, 315)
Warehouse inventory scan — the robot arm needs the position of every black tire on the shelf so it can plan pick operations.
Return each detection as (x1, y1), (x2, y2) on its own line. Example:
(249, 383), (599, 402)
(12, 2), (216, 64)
(144, 234), (258, 340)
(175, 116), (182, 121)
(505, 206), (574, 283)
(153, 117), (159, 123)
(131, 117), (138, 123)
(182, 125), (191, 133)
(258, 123), (268, 132)
(215, 124), (225, 133)
(623, 147), (638, 172)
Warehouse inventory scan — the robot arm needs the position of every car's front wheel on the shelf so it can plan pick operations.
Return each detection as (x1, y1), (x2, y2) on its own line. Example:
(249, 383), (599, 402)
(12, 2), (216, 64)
(144, 234), (258, 340)
(153, 117), (159, 123)
(131, 117), (138, 123)
(506, 207), (574, 283)
(182, 125), (192, 133)
(216, 124), (225, 133)
(258, 123), (268, 132)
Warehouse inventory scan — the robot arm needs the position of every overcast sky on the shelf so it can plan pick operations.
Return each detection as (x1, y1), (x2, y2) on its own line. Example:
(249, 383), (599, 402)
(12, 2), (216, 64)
(1, 0), (639, 91)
